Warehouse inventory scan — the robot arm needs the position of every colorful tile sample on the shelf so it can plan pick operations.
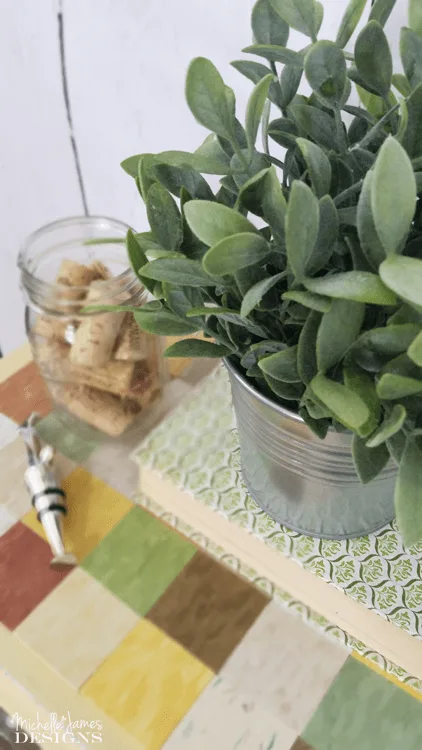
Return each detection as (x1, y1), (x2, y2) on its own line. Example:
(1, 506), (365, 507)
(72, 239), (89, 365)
(0, 361), (51, 422)
(147, 550), (268, 671)
(37, 411), (100, 463)
(162, 675), (298, 749)
(0, 523), (71, 630)
(302, 657), (422, 750)
(81, 618), (213, 749)
(16, 568), (139, 688)
(220, 601), (348, 734)
(82, 506), (196, 615)
(22, 467), (132, 562)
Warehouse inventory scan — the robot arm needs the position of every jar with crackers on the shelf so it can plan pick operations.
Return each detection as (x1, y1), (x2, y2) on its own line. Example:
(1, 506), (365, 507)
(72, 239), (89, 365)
(19, 217), (165, 437)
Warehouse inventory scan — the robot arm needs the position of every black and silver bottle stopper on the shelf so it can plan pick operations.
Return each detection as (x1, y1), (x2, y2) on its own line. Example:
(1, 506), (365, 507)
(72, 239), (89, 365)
(18, 413), (77, 568)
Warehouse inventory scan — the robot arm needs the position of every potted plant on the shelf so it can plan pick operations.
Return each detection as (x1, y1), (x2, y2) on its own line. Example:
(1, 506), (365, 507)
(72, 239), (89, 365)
(117, 0), (422, 543)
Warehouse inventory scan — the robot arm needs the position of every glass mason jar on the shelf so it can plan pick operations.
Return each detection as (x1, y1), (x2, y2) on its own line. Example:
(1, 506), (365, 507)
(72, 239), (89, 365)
(18, 216), (165, 438)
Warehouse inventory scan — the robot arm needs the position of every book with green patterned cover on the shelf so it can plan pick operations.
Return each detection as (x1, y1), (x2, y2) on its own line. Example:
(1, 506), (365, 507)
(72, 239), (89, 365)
(132, 366), (422, 681)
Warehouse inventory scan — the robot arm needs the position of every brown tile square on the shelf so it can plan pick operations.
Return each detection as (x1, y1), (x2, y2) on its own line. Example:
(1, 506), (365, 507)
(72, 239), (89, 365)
(0, 522), (72, 629)
(0, 361), (52, 423)
(291, 739), (315, 750)
(146, 550), (269, 671)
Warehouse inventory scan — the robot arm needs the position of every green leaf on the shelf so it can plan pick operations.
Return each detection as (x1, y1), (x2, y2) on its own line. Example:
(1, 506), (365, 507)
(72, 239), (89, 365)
(121, 154), (142, 177)
(139, 258), (217, 287)
(388, 304), (422, 327)
(134, 308), (199, 336)
(371, 138), (417, 255)
(396, 437), (422, 546)
(366, 404), (407, 447)
(193, 138), (232, 173)
(246, 74), (274, 154)
(379, 255), (422, 307)
(164, 338), (232, 358)
(268, 117), (298, 149)
(241, 340), (287, 370)
(304, 271), (397, 305)
(368, 0), (396, 27)
(409, 0), (422, 36)
(269, 0), (321, 39)
(279, 65), (303, 109)
(344, 367), (380, 437)
(387, 430), (407, 465)
(401, 83), (422, 159)
(352, 435), (390, 483)
(184, 200), (259, 246)
(263, 374), (305, 401)
(152, 163), (213, 200)
(355, 21), (392, 97)
(185, 57), (236, 141)
(259, 168), (287, 240)
(336, 0), (368, 49)
(377, 374), (422, 399)
(286, 181), (319, 280)
(203, 232), (270, 276)
(252, 0), (290, 46)
(297, 138), (331, 198)
(241, 272), (286, 317)
(231, 60), (283, 108)
(258, 346), (300, 382)
(126, 229), (147, 282)
(400, 28), (422, 90)
(357, 171), (386, 270)
(352, 325), (421, 369)
(137, 154), (156, 201)
(298, 310), (321, 383)
(311, 374), (370, 431)
(300, 408), (329, 439)
(243, 44), (303, 67)
(146, 183), (183, 253)
(307, 193), (338, 275)
(392, 73), (412, 97)
(304, 41), (347, 108)
(283, 290), (331, 312)
(408, 330), (422, 366)
(289, 104), (336, 151)
(316, 299), (365, 372)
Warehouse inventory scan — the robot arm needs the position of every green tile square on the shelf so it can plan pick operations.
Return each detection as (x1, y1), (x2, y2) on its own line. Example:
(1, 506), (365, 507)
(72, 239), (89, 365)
(303, 657), (422, 750)
(37, 412), (99, 463)
(81, 507), (197, 615)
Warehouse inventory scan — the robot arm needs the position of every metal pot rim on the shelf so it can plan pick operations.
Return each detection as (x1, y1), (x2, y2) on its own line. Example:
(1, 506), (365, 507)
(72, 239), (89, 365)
(224, 357), (304, 424)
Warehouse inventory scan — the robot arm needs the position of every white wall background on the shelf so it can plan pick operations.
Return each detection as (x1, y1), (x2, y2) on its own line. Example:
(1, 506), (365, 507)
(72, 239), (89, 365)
(0, 0), (408, 353)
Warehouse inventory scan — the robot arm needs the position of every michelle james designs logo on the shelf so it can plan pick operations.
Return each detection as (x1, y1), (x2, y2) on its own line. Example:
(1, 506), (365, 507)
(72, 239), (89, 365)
(11, 711), (103, 744)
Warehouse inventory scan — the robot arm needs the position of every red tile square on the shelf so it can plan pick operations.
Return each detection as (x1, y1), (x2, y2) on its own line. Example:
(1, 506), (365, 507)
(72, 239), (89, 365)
(0, 361), (52, 423)
(0, 522), (72, 629)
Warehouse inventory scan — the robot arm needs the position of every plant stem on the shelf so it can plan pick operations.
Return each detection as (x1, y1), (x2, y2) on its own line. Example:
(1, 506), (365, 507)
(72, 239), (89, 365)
(334, 107), (348, 154)
(267, 154), (285, 170)
(383, 95), (398, 134)
(334, 179), (364, 206)
(356, 102), (400, 150)
(262, 100), (271, 155)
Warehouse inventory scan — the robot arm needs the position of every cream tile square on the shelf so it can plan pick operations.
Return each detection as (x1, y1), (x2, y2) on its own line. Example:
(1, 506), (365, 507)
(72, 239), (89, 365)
(163, 675), (297, 750)
(220, 601), (348, 734)
(16, 568), (139, 689)
(0, 505), (17, 536)
(0, 437), (75, 519)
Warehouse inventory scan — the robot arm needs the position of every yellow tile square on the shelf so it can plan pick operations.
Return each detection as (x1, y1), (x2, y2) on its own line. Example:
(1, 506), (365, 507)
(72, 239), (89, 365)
(22, 466), (132, 562)
(16, 568), (139, 689)
(81, 619), (213, 749)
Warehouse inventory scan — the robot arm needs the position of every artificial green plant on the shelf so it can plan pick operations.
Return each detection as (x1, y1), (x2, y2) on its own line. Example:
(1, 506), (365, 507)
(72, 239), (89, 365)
(116, 0), (422, 544)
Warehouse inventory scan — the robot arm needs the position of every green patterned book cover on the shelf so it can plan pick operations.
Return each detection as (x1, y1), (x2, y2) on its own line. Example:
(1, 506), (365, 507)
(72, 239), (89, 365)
(132, 366), (422, 688)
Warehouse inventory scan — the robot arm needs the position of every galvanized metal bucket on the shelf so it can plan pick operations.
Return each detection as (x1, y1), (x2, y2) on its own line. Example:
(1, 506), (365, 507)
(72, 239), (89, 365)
(225, 360), (396, 539)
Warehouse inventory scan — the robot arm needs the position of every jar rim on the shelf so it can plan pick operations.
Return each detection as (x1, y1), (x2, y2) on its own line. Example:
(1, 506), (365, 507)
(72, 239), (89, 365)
(19, 215), (145, 313)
